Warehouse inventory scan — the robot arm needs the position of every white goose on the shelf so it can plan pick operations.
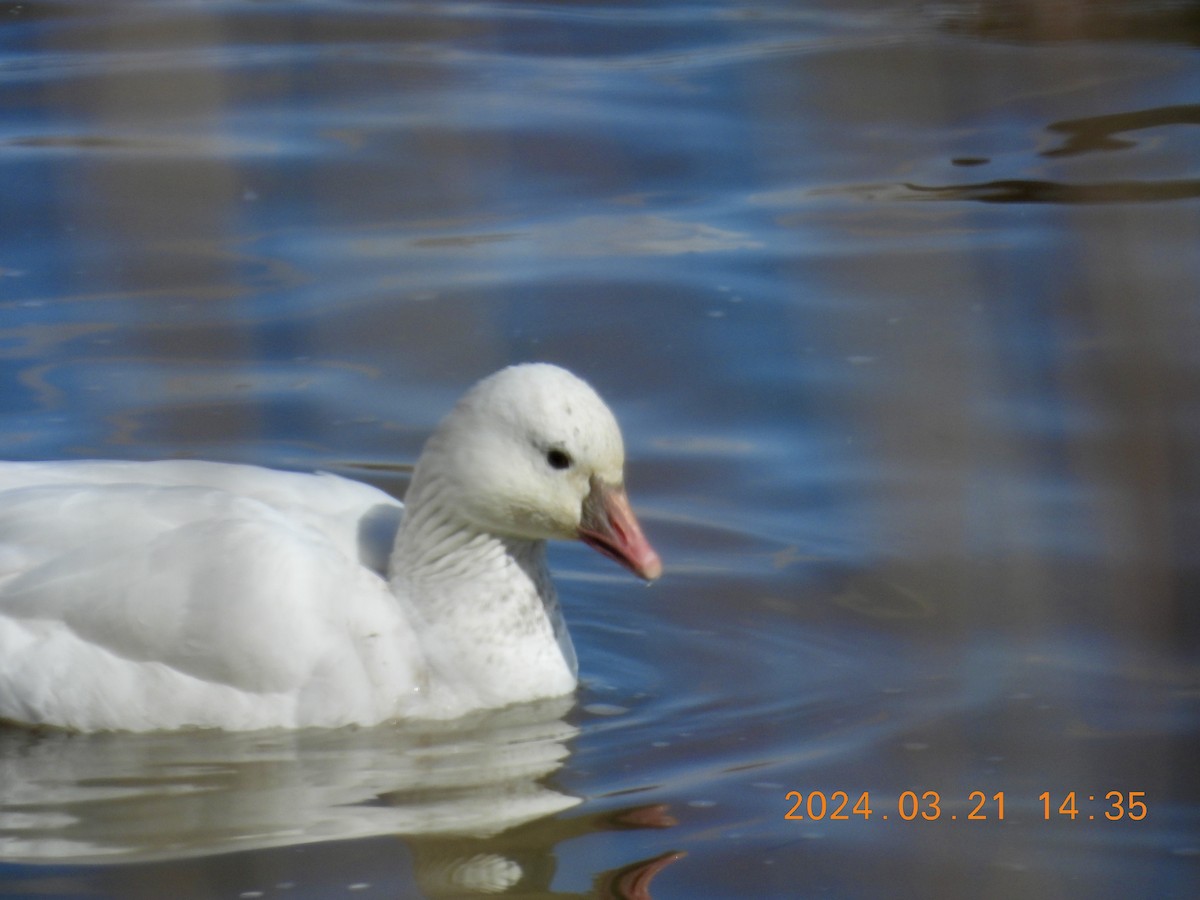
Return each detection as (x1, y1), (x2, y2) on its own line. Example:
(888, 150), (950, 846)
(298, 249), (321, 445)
(0, 364), (661, 732)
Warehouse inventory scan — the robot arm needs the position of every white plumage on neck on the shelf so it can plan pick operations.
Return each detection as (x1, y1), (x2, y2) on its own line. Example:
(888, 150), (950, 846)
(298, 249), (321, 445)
(389, 467), (578, 710)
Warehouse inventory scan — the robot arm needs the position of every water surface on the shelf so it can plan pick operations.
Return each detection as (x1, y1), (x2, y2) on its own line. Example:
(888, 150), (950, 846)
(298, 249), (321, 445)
(1, 1), (1198, 897)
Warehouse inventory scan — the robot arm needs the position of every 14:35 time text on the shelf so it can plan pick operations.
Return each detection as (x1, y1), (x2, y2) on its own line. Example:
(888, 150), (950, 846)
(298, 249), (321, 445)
(783, 790), (1147, 822)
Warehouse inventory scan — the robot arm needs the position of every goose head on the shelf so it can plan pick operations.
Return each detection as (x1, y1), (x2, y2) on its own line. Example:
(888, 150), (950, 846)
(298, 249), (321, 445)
(409, 363), (662, 581)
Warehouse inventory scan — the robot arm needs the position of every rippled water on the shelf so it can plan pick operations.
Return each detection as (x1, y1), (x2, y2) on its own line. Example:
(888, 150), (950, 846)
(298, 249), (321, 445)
(2, 1), (1199, 897)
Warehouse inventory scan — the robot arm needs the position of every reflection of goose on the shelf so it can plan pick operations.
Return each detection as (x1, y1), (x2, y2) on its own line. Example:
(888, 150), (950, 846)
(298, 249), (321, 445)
(0, 364), (660, 731)
(0, 698), (580, 862)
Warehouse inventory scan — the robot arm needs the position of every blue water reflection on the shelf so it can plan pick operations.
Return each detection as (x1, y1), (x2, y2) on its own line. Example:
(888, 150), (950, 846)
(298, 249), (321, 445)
(2, 0), (1199, 897)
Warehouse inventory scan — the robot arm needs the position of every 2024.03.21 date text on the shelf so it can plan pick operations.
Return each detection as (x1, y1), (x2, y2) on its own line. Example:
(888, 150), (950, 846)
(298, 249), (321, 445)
(784, 791), (1148, 822)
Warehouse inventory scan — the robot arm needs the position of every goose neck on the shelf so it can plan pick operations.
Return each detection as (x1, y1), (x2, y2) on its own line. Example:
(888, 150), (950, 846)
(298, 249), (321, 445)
(389, 476), (537, 588)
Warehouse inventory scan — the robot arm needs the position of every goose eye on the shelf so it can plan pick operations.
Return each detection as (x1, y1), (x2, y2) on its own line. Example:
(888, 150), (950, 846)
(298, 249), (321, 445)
(546, 448), (573, 471)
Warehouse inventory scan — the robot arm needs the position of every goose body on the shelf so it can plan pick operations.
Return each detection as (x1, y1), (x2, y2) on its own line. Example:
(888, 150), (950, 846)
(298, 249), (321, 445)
(0, 365), (660, 731)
